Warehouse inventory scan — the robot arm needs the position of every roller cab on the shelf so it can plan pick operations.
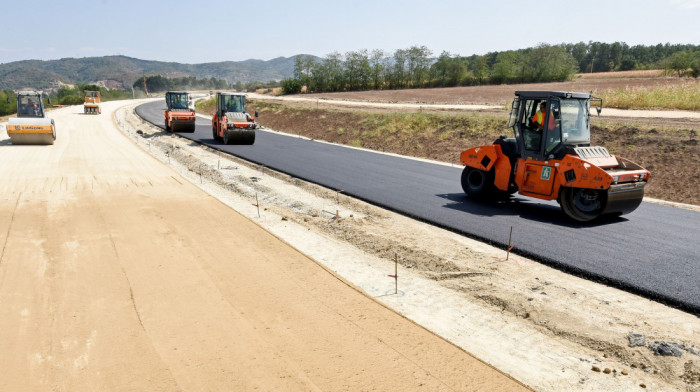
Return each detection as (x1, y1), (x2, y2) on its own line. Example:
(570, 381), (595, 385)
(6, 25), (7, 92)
(459, 91), (650, 222)
(211, 92), (257, 145)
(6, 91), (56, 145)
(164, 91), (196, 132)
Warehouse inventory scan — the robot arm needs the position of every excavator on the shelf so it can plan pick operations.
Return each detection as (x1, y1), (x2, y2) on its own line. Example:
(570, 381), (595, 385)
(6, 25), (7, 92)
(84, 90), (101, 114)
(164, 91), (196, 132)
(6, 91), (56, 145)
(460, 91), (650, 222)
(211, 92), (257, 145)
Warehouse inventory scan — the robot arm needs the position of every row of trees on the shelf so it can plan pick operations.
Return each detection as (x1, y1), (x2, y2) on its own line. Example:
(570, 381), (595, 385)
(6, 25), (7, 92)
(282, 42), (700, 94)
(283, 44), (579, 94)
(52, 84), (132, 105)
(562, 42), (699, 73)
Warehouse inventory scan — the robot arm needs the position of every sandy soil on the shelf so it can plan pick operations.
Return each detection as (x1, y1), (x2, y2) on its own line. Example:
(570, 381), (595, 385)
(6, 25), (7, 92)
(118, 101), (698, 391)
(0, 102), (529, 391)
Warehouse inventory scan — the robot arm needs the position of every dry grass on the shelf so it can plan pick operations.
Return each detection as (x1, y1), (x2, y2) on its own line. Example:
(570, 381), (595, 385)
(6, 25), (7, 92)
(577, 69), (664, 79)
(599, 82), (700, 110)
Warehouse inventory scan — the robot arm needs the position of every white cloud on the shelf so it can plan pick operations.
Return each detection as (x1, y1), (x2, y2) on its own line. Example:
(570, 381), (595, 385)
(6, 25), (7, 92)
(669, 0), (700, 9)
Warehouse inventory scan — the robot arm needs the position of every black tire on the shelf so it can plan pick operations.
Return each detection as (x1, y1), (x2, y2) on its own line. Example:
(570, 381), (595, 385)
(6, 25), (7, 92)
(559, 187), (606, 222)
(213, 125), (221, 141)
(460, 167), (494, 198)
(165, 121), (171, 132)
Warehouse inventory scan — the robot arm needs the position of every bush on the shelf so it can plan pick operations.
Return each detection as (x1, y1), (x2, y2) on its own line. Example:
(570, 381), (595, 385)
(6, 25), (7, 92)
(281, 78), (302, 95)
(0, 90), (16, 116)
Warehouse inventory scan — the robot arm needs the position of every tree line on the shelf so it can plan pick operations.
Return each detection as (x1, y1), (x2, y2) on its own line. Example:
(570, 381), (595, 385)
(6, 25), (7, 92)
(52, 84), (132, 105)
(282, 42), (700, 94)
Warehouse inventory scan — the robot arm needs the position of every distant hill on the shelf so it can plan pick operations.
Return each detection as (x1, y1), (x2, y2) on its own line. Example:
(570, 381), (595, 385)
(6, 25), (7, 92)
(0, 55), (314, 91)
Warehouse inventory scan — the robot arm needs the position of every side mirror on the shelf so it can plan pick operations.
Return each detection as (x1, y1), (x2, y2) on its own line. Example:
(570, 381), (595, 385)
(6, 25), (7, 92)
(254, 110), (259, 118)
(6, 97), (10, 104)
(48, 97), (52, 105)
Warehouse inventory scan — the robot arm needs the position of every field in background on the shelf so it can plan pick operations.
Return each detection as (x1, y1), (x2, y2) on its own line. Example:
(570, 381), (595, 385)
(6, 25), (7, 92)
(291, 72), (699, 111)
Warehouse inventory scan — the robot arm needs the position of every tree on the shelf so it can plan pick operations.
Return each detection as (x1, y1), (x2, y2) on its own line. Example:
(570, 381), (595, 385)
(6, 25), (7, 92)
(345, 49), (371, 90)
(281, 78), (302, 94)
(522, 44), (578, 82)
(665, 50), (697, 77)
(490, 51), (520, 84)
(391, 49), (408, 88)
(293, 55), (316, 90)
(369, 49), (386, 89)
(319, 52), (344, 92)
(405, 45), (432, 87)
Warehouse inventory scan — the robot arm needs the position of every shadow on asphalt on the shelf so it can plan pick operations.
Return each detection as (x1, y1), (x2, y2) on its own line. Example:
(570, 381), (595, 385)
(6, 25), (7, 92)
(437, 192), (627, 228)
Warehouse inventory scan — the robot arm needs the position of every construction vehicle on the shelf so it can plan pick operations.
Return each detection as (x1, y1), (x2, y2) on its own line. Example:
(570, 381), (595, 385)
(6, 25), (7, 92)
(211, 92), (257, 145)
(460, 91), (650, 222)
(84, 90), (101, 114)
(6, 91), (56, 145)
(164, 91), (196, 132)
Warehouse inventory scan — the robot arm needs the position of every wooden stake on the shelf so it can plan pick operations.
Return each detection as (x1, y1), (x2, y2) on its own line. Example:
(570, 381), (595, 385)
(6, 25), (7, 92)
(506, 226), (516, 260)
(388, 254), (398, 294)
(254, 193), (260, 218)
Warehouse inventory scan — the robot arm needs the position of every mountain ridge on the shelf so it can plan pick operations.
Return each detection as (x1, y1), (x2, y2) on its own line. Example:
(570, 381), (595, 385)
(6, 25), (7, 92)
(0, 54), (314, 91)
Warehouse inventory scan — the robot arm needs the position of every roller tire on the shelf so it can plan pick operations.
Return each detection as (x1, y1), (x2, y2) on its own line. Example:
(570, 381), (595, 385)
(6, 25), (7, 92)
(559, 187), (606, 222)
(460, 167), (494, 198)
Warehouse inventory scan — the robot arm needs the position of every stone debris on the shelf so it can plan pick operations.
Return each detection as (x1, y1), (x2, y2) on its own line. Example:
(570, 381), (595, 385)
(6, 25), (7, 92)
(649, 341), (684, 357)
(628, 332), (646, 347)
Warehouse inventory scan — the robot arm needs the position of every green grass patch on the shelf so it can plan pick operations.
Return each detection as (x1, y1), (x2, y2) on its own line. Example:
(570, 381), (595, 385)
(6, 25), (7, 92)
(195, 97), (216, 113)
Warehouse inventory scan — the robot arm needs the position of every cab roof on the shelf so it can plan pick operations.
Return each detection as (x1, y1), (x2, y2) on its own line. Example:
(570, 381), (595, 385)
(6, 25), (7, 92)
(515, 91), (592, 99)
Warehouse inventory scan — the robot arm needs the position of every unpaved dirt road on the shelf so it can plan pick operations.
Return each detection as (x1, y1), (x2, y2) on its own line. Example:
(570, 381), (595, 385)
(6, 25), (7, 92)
(0, 102), (529, 390)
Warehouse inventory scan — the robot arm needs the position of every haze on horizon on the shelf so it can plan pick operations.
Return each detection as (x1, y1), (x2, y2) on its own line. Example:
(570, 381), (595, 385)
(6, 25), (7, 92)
(2, 0), (699, 64)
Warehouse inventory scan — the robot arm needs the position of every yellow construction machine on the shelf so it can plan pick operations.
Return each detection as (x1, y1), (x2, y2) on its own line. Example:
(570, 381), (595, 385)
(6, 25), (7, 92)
(6, 91), (56, 145)
(84, 90), (101, 114)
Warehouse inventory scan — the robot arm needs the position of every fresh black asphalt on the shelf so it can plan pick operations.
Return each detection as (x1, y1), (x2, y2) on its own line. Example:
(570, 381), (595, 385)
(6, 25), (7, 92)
(136, 100), (700, 315)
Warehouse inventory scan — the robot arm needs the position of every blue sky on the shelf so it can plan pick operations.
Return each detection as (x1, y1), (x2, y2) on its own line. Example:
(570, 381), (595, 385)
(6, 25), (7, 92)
(2, 0), (699, 64)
